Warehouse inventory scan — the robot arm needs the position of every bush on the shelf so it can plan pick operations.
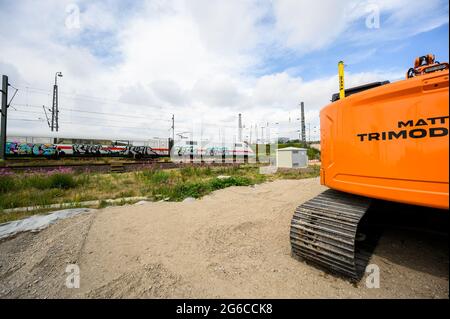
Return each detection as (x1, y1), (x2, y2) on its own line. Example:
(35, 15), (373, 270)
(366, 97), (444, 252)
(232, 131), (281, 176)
(152, 181), (210, 200)
(21, 173), (77, 190)
(307, 147), (321, 160)
(209, 176), (252, 190)
(151, 176), (255, 202)
(173, 181), (211, 199)
(48, 173), (77, 189)
(23, 174), (50, 189)
(20, 173), (77, 190)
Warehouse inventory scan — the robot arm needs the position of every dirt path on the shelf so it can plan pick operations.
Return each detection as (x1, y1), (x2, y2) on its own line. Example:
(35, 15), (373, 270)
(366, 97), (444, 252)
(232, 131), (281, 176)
(0, 178), (448, 298)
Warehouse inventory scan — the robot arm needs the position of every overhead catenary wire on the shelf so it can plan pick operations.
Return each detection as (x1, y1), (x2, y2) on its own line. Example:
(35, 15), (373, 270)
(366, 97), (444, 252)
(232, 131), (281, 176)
(9, 108), (169, 127)
(16, 85), (307, 130)
(14, 85), (178, 114)
(12, 105), (240, 132)
(8, 117), (171, 132)
(12, 86), (317, 139)
(16, 86), (302, 126)
(10, 103), (172, 122)
(9, 108), (240, 135)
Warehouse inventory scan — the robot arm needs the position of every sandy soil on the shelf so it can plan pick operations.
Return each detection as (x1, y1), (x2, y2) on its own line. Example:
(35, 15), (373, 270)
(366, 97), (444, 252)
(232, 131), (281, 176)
(0, 178), (448, 298)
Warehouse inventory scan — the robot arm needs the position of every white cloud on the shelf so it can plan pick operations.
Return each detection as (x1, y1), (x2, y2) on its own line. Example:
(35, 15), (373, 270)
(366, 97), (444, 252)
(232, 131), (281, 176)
(186, 0), (267, 55)
(251, 73), (303, 109)
(272, 0), (449, 51)
(192, 75), (243, 108)
(273, 0), (355, 52)
(151, 80), (188, 107)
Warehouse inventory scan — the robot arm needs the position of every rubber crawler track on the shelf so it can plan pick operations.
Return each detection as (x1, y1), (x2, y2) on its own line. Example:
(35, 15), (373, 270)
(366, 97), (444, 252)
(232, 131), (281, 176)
(290, 189), (373, 280)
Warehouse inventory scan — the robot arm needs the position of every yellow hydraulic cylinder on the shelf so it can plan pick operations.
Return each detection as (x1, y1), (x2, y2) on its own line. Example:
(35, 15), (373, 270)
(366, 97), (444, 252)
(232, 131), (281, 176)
(338, 61), (345, 99)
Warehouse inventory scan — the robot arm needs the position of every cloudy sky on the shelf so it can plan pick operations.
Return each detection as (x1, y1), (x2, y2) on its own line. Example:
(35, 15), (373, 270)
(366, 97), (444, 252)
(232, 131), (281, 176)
(0, 0), (448, 142)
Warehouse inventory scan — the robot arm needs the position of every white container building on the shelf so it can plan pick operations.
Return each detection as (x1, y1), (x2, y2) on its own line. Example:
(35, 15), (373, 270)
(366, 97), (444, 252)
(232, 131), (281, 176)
(276, 147), (308, 168)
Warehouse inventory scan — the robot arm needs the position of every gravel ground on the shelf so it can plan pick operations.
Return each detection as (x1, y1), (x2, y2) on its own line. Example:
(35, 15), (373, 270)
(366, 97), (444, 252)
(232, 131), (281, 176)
(0, 178), (448, 298)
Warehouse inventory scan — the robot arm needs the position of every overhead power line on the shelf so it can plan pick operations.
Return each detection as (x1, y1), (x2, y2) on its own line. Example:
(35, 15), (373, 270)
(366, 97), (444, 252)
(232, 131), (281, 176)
(11, 103), (171, 122)
(15, 85), (178, 114)
(8, 117), (171, 132)
(9, 108), (169, 127)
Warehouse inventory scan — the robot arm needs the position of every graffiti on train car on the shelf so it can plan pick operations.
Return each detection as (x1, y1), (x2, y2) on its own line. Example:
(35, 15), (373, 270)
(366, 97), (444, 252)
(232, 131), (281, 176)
(6, 142), (57, 156)
(127, 146), (159, 156)
(174, 146), (233, 157)
(206, 146), (227, 156)
(71, 144), (160, 156)
(72, 144), (103, 155)
(175, 146), (195, 156)
(6, 142), (166, 157)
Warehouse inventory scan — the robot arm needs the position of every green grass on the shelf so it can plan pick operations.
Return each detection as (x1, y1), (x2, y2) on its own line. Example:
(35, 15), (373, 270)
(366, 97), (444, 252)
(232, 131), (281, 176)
(150, 175), (254, 201)
(139, 170), (171, 184)
(0, 172), (87, 210)
(0, 176), (15, 193)
(0, 173), (82, 193)
(0, 164), (320, 223)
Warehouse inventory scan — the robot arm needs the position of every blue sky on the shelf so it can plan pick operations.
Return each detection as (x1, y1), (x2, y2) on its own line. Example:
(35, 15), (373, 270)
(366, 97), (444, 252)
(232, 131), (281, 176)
(266, 24), (449, 81)
(0, 0), (448, 140)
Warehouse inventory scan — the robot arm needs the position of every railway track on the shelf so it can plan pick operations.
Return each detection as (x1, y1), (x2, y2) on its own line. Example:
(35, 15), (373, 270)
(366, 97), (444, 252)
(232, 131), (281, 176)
(1, 161), (243, 174)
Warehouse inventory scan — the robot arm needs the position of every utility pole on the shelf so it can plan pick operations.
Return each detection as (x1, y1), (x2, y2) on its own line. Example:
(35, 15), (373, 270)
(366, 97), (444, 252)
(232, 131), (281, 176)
(51, 72), (63, 132)
(1, 75), (8, 160)
(171, 114), (175, 141)
(261, 126), (264, 143)
(308, 123), (310, 143)
(170, 114), (175, 152)
(238, 113), (242, 142)
(300, 101), (306, 145)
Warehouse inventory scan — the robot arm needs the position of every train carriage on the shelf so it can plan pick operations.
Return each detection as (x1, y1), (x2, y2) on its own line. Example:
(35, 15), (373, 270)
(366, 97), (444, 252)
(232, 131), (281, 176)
(5, 134), (170, 159)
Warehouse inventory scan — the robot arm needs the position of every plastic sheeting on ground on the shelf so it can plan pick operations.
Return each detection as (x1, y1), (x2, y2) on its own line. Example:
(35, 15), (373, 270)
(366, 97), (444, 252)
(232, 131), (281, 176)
(0, 208), (94, 240)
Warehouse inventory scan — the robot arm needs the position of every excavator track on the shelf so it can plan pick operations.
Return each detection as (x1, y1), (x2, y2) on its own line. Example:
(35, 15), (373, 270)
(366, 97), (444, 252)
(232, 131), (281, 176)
(290, 189), (373, 280)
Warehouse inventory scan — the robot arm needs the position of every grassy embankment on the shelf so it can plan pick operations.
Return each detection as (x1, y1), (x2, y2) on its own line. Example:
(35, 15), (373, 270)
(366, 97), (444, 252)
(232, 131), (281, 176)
(0, 165), (320, 223)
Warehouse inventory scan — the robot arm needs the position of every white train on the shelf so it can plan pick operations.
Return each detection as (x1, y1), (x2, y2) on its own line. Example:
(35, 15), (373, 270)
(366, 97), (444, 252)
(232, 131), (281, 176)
(5, 133), (258, 162)
(171, 139), (255, 163)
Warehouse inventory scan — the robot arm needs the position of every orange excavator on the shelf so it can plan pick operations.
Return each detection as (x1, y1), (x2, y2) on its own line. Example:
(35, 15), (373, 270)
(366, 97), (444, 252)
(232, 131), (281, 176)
(290, 54), (449, 280)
